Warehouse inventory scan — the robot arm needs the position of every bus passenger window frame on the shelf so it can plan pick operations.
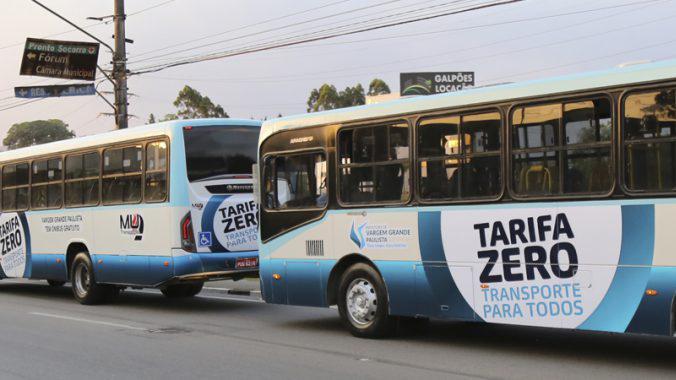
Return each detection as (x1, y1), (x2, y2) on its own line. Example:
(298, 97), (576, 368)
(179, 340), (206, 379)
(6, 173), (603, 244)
(144, 139), (170, 203)
(415, 108), (504, 204)
(336, 120), (412, 207)
(507, 94), (615, 200)
(101, 144), (144, 205)
(1, 162), (30, 211)
(262, 148), (329, 212)
(620, 85), (676, 195)
(64, 151), (101, 208)
(30, 156), (64, 210)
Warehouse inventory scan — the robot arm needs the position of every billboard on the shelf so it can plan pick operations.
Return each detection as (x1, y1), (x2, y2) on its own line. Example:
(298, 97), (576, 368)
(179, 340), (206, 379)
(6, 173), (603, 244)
(400, 72), (474, 96)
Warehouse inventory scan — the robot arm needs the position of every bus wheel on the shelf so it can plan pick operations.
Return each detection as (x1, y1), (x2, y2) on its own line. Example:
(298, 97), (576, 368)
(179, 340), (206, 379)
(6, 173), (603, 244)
(47, 280), (65, 287)
(161, 282), (204, 298)
(338, 263), (394, 338)
(71, 252), (111, 305)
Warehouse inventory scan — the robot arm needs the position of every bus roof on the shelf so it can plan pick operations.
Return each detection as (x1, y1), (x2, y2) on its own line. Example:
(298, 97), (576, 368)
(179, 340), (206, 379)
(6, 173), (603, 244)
(261, 59), (676, 142)
(0, 118), (260, 163)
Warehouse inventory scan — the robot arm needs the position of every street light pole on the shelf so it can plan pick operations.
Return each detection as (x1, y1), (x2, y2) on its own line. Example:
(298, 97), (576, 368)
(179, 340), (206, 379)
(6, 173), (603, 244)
(113, 0), (129, 129)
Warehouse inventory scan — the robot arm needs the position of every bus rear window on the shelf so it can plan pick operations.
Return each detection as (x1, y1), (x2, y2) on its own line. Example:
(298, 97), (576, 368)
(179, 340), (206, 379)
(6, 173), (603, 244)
(183, 126), (260, 182)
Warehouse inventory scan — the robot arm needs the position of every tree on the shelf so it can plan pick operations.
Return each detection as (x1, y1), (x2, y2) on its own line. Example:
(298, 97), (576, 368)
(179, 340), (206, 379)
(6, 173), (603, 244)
(307, 84), (340, 112)
(160, 113), (178, 122)
(147, 113), (156, 124)
(307, 83), (365, 112)
(4, 119), (75, 150)
(338, 84), (365, 108)
(367, 78), (391, 96)
(173, 85), (228, 119)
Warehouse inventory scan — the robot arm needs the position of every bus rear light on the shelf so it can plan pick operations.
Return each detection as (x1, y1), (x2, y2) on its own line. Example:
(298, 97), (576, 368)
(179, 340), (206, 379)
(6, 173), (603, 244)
(272, 273), (281, 280)
(646, 289), (658, 296)
(180, 212), (196, 252)
(183, 126), (193, 131)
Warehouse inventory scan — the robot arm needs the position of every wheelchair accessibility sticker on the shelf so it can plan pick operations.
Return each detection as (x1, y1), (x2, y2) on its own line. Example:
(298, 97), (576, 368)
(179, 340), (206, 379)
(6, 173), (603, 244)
(198, 231), (212, 247)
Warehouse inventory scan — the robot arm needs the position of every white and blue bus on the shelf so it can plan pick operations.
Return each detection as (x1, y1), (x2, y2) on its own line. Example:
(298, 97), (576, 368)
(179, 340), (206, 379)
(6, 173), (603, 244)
(257, 60), (676, 338)
(0, 118), (260, 304)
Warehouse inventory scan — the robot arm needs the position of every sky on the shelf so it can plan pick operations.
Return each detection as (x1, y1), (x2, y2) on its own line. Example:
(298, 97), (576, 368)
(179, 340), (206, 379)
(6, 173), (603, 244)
(0, 0), (675, 140)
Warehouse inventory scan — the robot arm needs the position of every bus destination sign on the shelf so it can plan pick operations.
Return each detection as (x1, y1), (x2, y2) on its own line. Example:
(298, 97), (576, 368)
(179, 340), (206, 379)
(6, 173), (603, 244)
(400, 72), (474, 96)
(19, 38), (99, 81)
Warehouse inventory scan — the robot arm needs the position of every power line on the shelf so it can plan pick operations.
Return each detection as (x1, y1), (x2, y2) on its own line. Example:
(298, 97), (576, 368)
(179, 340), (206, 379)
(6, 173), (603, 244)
(130, 0), (522, 75)
(0, 98), (47, 112)
(132, 0), (485, 67)
(130, 0), (660, 71)
(481, 38), (676, 84)
(128, 0), (409, 63)
(128, 0), (175, 16)
(0, 0), (175, 52)
(144, 0), (666, 84)
(129, 0), (356, 60)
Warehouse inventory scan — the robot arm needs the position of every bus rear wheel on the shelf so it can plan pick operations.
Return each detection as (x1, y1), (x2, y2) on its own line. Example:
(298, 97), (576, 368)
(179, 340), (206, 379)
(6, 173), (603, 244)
(71, 252), (115, 305)
(161, 282), (204, 298)
(337, 263), (394, 338)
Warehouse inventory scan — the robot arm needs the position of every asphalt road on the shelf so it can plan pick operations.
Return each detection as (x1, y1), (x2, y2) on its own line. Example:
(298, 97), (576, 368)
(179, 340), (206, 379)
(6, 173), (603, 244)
(1, 280), (675, 380)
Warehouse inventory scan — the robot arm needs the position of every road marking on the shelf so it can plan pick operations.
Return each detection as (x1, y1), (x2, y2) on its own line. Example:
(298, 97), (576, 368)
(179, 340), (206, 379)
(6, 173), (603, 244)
(29, 312), (146, 331)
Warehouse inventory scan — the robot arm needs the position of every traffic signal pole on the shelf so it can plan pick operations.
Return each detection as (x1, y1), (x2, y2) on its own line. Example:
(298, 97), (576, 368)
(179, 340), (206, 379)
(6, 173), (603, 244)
(113, 0), (129, 129)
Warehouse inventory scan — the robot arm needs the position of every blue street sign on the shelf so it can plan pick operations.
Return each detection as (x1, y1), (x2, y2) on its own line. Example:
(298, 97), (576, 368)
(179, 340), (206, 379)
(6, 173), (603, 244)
(14, 83), (96, 99)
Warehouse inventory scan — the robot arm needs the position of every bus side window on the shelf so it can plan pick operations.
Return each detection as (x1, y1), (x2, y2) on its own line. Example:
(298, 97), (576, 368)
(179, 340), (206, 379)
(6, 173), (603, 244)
(145, 141), (168, 202)
(264, 153), (327, 210)
(65, 152), (100, 207)
(103, 146), (142, 204)
(624, 88), (676, 192)
(338, 123), (410, 205)
(511, 98), (613, 197)
(2, 163), (29, 211)
(417, 112), (501, 201)
(31, 157), (63, 209)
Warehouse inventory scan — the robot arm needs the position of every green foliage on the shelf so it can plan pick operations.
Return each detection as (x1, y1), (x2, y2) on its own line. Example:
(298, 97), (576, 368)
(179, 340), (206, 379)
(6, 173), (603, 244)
(339, 84), (365, 108)
(173, 85), (228, 119)
(4, 119), (75, 150)
(160, 113), (178, 122)
(307, 83), (366, 112)
(367, 78), (391, 96)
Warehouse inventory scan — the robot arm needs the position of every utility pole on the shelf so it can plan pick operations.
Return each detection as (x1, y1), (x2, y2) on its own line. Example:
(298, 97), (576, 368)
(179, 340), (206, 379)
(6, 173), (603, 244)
(30, 0), (131, 129)
(113, 0), (129, 129)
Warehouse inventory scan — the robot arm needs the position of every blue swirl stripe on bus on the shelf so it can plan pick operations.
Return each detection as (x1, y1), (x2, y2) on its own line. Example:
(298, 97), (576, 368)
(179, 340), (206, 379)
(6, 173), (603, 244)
(418, 211), (479, 320)
(20, 212), (32, 278)
(578, 204), (654, 332)
(200, 194), (231, 252)
(626, 266), (676, 335)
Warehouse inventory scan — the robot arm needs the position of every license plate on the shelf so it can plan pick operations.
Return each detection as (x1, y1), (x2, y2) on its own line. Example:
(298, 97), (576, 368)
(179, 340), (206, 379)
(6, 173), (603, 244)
(236, 257), (258, 269)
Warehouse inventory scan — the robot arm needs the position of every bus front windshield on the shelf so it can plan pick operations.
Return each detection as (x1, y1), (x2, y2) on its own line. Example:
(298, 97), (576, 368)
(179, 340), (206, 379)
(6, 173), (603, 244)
(183, 125), (260, 182)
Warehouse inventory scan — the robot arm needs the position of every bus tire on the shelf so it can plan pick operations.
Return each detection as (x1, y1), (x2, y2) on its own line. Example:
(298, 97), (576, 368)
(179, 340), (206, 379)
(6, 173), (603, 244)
(70, 252), (111, 305)
(161, 282), (204, 298)
(47, 280), (65, 287)
(337, 263), (394, 338)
